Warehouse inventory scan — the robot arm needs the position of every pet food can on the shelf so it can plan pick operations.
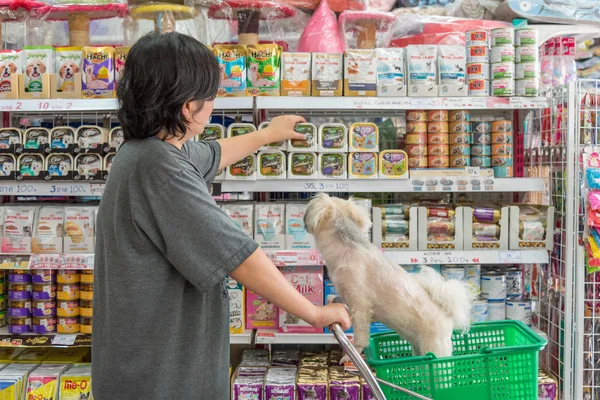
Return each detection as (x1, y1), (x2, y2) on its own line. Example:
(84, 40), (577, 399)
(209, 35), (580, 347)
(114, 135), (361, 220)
(382, 220), (408, 235)
(32, 300), (56, 317)
(449, 110), (470, 122)
(80, 300), (93, 317)
(515, 62), (538, 79)
(8, 306), (30, 317)
(406, 110), (427, 122)
(490, 45), (515, 63)
(481, 272), (506, 300)
(57, 283), (79, 301)
(449, 133), (470, 144)
(57, 270), (80, 284)
(441, 266), (465, 282)
(515, 46), (538, 63)
(515, 78), (539, 97)
(8, 317), (31, 334)
(491, 62), (514, 79)
(491, 144), (512, 155)
(408, 156), (427, 168)
(491, 27), (514, 46)
(491, 120), (512, 133)
(80, 317), (92, 334)
(428, 155), (449, 168)
(506, 298), (532, 326)
(80, 283), (93, 300)
(472, 121), (492, 134)
(471, 298), (488, 322)
(427, 121), (449, 134)
(8, 284), (31, 300)
(506, 268), (523, 298)
(428, 219), (455, 235)
(515, 28), (538, 46)
(32, 283), (56, 301)
(468, 79), (489, 96)
(405, 132), (427, 145)
(427, 133), (449, 145)
(450, 155), (470, 167)
(80, 270), (94, 283)
(406, 144), (427, 156)
(492, 155), (513, 166)
(427, 110), (448, 122)
(471, 156), (491, 167)
(32, 316), (57, 333)
(449, 144), (470, 156)
(466, 63), (489, 80)
(470, 144), (491, 156)
(473, 206), (501, 223)
(473, 222), (500, 238)
(465, 265), (481, 295)
(492, 79), (514, 96)
(428, 144), (449, 156)
(493, 166), (513, 177)
(466, 30), (490, 47)
(9, 272), (30, 283)
(57, 317), (79, 333)
(31, 269), (55, 284)
(428, 207), (455, 219)
(492, 132), (512, 144)
(58, 300), (79, 317)
(449, 122), (471, 134)
(406, 122), (427, 134)
(487, 300), (506, 321)
(467, 46), (489, 63)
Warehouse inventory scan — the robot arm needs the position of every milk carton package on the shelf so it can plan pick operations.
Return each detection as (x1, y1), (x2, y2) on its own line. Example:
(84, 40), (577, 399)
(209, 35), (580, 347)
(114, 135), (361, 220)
(438, 45), (467, 97)
(285, 203), (315, 249)
(279, 266), (323, 333)
(254, 203), (285, 250)
(376, 48), (406, 97)
(407, 45), (438, 97)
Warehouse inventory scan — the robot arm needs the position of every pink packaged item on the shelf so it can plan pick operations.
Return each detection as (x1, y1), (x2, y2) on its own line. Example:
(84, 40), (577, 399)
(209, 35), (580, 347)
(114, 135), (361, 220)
(279, 265), (323, 333)
(246, 289), (279, 329)
(297, 0), (344, 53)
(590, 191), (600, 210)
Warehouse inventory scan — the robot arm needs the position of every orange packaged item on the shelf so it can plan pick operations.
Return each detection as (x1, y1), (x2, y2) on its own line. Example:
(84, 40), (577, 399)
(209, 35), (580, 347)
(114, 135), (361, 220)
(57, 283), (79, 301)
(405, 133), (427, 145)
(427, 110), (448, 122)
(406, 110), (427, 122)
(281, 52), (311, 96)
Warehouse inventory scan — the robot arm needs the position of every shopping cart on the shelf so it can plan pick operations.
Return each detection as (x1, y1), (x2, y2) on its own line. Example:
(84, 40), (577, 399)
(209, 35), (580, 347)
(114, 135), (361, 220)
(329, 320), (547, 400)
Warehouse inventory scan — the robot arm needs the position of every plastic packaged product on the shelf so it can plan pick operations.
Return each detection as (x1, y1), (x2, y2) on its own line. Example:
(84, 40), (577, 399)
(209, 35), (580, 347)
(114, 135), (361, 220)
(64, 207), (95, 253)
(254, 203), (285, 250)
(466, 30), (490, 47)
(227, 123), (256, 138)
(257, 151), (286, 180)
(376, 48), (405, 97)
(0, 128), (21, 150)
(467, 46), (489, 63)
(246, 44), (281, 96)
(407, 45), (438, 97)
(515, 46), (538, 63)
(55, 46), (82, 93)
(18, 153), (45, 177)
(296, 0), (344, 53)
(349, 122), (378, 152)
(2, 207), (35, 253)
(492, 79), (514, 97)
(279, 266), (323, 333)
(288, 123), (317, 151)
(75, 153), (102, 180)
(438, 45), (467, 97)
(82, 46), (115, 98)
(285, 204), (315, 249)
(246, 290), (279, 330)
(348, 152), (378, 179)
(115, 47), (129, 85)
(214, 45), (246, 97)
(318, 153), (347, 179)
(344, 49), (376, 97)
(515, 28), (538, 47)
(50, 127), (76, 150)
(0, 50), (22, 93)
(311, 53), (343, 96)
(288, 152), (317, 179)
(0, 154), (16, 178)
(281, 52), (311, 96)
(227, 154), (256, 180)
(491, 45), (515, 64)
(76, 126), (107, 151)
(318, 123), (347, 152)
(23, 46), (54, 93)
(491, 27), (514, 46)
(379, 150), (408, 179)
(32, 207), (64, 254)
(23, 128), (49, 150)
(45, 154), (73, 178)
(59, 364), (92, 400)
(492, 62), (514, 80)
(222, 204), (253, 238)
(468, 79), (489, 96)
(198, 124), (224, 142)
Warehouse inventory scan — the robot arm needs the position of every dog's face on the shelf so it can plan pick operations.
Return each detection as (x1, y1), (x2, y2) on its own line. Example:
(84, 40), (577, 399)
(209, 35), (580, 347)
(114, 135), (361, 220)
(304, 193), (372, 236)
(26, 60), (46, 78)
(85, 64), (94, 75)
(250, 62), (259, 73)
(0, 62), (16, 78)
(59, 61), (79, 79)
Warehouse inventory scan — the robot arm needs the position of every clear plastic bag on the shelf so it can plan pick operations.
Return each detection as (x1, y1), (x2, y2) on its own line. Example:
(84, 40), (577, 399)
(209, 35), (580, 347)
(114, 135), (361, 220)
(339, 10), (396, 50)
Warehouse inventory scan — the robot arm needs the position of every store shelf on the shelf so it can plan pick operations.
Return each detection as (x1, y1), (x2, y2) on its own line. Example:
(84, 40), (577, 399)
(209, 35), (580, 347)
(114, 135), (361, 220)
(256, 96), (550, 110)
(265, 250), (322, 266)
(221, 178), (544, 193)
(230, 331), (253, 344)
(0, 181), (105, 197)
(384, 249), (549, 265)
(255, 330), (350, 345)
(0, 327), (91, 347)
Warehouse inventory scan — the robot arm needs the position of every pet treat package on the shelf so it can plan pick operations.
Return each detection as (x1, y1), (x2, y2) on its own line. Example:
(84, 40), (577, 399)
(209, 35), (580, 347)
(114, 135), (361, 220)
(344, 49), (376, 97)
(0, 154), (16, 179)
(285, 203), (315, 250)
(0, 128), (21, 152)
(279, 265), (323, 333)
(55, 47), (82, 93)
(254, 203), (285, 250)
(246, 44), (281, 96)
(59, 364), (92, 400)
(376, 48), (406, 97)
(81, 46), (115, 98)
(226, 276), (245, 334)
(246, 289), (279, 329)
(226, 154), (256, 180)
(323, 279), (352, 333)
(312, 53), (343, 96)
(288, 123), (317, 152)
(349, 122), (379, 152)
(64, 206), (95, 253)
(115, 46), (129, 84)
(257, 151), (286, 180)
(23, 46), (54, 93)
(227, 122), (256, 138)
(349, 152), (378, 179)
(50, 127), (75, 151)
(222, 203), (254, 237)
(214, 45), (246, 97)
(2, 206), (35, 253)
(407, 45), (438, 97)
(438, 45), (467, 97)
(379, 150), (409, 179)
(0, 50), (22, 93)
(45, 153), (73, 179)
(318, 123), (347, 153)
(288, 152), (317, 179)
(74, 153), (102, 180)
(26, 368), (64, 400)
(198, 123), (224, 141)
(32, 206), (64, 254)
(23, 128), (49, 152)
(281, 52), (311, 96)
(318, 153), (347, 179)
(108, 127), (124, 150)
(75, 125), (107, 152)
(18, 153), (45, 179)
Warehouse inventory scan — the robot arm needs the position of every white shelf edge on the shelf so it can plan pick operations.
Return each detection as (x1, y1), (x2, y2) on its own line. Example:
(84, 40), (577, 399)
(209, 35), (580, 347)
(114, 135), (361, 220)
(255, 330), (350, 345)
(384, 249), (549, 265)
(230, 330), (253, 344)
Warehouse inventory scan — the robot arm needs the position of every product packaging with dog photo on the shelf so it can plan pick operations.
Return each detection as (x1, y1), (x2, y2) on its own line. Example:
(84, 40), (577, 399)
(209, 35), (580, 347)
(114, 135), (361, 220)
(55, 47), (82, 93)
(45, 153), (74, 181)
(279, 265), (323, 333)
(23, 46), (54, 94)
(0, 50), (22, 96)
(82, 46), (115, 98)
(48, 127), (76, 154)
(246, 44), (281, 96)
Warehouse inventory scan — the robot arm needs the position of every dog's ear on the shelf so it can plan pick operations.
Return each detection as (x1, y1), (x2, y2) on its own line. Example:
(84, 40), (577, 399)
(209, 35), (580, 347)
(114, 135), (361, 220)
(40, 63), (46, 73)
(344, 198), (372, 233)
(304, 193), (335, 234)
(9, 63), (16, 73)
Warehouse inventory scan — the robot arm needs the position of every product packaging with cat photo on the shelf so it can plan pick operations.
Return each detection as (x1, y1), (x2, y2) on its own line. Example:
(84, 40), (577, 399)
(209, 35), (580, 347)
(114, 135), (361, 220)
(285, 203), (315, 250)
(64, 207), (95, 253)
(279, 265), (323, 333)
(1, 206), (35, 253)
(281, 52), (311, 96)
(254, 203), (285, 250)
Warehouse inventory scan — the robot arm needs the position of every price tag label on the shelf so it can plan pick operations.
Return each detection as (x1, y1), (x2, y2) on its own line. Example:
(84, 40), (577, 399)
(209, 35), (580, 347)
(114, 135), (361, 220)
(276, 254), (298, 263)
(51, 334), (77, 346)
(499, 251), (522, 263)
(302, 182), (350, 192)
(465, 167), (480, 177)
(256, 332), (275, 344)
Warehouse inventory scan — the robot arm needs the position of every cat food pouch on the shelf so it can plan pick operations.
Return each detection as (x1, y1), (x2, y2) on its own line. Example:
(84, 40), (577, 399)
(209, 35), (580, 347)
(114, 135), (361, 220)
(32, 206), (64, 254)
(312, 53), (343, 96)
(0, 50), (22, 93)
(115, 46), (129, 84)
(64, 206), (95, 253)
(222, 203), (254, 237)
(281, 52), (311, 96)
(344, 49), (376, 97)
(279, 266), (323, 333)
(55, 46), (82, 93)
(246, 44), (281, 96)
(376, 48), (405, 97)
(254, 203), (285, 250)
(2, 206), (35, 253)
(285, 203), (315, 249)
(214, 45), (246, 97)
(82, 46), (115, 98)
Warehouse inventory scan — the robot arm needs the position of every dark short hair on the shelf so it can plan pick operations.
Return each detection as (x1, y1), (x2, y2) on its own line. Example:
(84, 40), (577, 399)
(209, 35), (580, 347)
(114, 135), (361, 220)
(117, 32), (219, 141)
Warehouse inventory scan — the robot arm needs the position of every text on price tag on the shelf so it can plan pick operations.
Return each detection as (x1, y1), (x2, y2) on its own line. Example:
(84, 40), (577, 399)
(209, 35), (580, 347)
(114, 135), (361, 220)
(51, 334), (77, 346)
(499, 251), (522, 263)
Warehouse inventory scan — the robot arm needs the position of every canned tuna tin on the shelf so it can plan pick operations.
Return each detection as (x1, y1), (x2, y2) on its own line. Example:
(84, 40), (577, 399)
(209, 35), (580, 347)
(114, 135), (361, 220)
(491, 27), (514, 46)
(491, 62), (514, 79)
(449, 122), (471, 133)
(471, 132), (491, 145)
(427, 121), (449, 134)
(491, 45), (515, 63)
(515, 28), (538, 46)
(506, 298), (532, 326)
(492, 155), (513, 166)
(516, 78), (539, 97)
(449, 132), (470, 144)
(492, 79), (514, 96)
(466, 30), (490, 47)
(471, 298), (488, 322)
(427, 133), (449, 144)
(471, 156), (491, 167)
(468, 79), (489, 96)
(427, 110), (448, 122)
(450, 155), (470, 167)
(405, 132), (427, 145)
(466, 63), (489, 80)
(491, 120), (512, 133)
(428, 155), (449, 168)
(515, 62), (539, 79)
(406, 144), (427, 156)
(471, 144), (491, 156)
(481, 272), (506, 300)
(441, 266), (465, 281)
(449, 110), (470, 122)
(493, 166), (513, 177)
(450, 144), (470, 156)
(515, 46), (538, 63)
(467, 46), (489, 63)
(491, 144), (512, 155)
(406, 110), (427, 122)
(506, 268), (522, 297)
(465, 264), (481, 295)
(487, 300), (506, 321)
(492, 132), (512, 144)
(406, 121), (427, 133)
(429, 144), (449, 156)
(472, 121), (492, 134)
(408, 156), (427, 168)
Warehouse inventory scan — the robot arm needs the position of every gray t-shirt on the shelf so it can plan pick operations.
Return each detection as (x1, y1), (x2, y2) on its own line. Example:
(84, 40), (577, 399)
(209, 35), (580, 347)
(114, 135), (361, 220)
(92, 137), (258, 399)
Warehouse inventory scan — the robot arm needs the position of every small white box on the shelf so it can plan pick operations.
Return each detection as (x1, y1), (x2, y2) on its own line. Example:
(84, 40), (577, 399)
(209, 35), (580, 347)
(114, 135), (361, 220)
(288, 152), (317, 179)
(463, 206), (509, 250)
(285, 203), (315, 250)
(225, 154), (256, 181)
(257, 151), (286, 180)
(417, 206), (464, 250)
(372, 206), (418, 250)
(508, 205), (554, 250)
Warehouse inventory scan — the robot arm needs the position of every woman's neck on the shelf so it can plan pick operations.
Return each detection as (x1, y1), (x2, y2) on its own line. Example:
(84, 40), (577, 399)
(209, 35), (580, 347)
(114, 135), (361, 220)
(156, 129), (191, 150)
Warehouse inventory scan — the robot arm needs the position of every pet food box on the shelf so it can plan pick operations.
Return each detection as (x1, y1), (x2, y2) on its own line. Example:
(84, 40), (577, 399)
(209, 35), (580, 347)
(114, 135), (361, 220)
(279, 265), (323, 333)
(311, 53), (343, 96)
(246, 289), (278, 329)
(285, 203), (315, 250)
(281, 52), (311, 96)
(376, 48), (405, 97)
(438, 45), (467, 97)
(214, 45), (246, 97)
(463, 205), (509, 250)
(254, 203), (285, 250)
(417, 206), (464, 250)
(344, 49), (376, 97)
(226, 276), (245, 334)
(406, 45), (438, 97)
(509, 205), (554, 250)
(372, 206), (418, 250)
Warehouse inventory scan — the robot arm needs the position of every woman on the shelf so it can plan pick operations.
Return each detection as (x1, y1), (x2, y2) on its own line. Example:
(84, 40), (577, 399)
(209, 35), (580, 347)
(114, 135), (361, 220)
(92, 32), (351, 399)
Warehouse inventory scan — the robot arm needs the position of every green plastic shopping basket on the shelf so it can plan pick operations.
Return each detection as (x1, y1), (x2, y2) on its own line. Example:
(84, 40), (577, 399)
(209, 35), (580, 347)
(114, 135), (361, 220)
(364, 321), (547, 400)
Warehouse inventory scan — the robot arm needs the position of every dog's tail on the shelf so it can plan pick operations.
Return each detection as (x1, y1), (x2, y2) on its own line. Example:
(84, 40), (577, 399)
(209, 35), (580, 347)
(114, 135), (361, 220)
(413, 266), (473, 333)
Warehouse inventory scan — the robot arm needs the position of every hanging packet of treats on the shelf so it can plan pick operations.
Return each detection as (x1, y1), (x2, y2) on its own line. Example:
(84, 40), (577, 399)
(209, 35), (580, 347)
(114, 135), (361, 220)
(32, 206), (64, 254)
(64, 207), (95, 253)
(2, 206), (35, 253)
(254, 203), (285, 250)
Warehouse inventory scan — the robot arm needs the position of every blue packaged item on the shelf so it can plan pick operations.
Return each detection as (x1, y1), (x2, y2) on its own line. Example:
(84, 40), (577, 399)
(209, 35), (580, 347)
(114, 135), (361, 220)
(214, 45), (246, 97)
(587, 167), (600, 190)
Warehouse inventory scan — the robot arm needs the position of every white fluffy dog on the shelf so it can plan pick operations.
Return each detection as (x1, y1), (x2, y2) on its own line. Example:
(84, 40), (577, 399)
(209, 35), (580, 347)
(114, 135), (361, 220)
(304, 194), (472, 359)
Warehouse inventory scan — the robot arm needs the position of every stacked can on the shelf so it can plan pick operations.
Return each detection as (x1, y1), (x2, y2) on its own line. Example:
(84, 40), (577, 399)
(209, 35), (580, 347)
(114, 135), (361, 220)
(80, 270), (93, 334)
(406, 110), (428, 169)
(57, 270), (80, 334)
(0, 271), (5, 327)
(427, 110), (449, 167)
(448, 110), (471, 167)
(8, 270), (32, 334)
(490, 27), (515, 97)
(491, 120), (513, 177)
(471, 121), (491, 167)
(466, 30), (490, 96)
(481, 270), (506, 321)
(515, 27), (539, 96)
(31, 269), (57, 334)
